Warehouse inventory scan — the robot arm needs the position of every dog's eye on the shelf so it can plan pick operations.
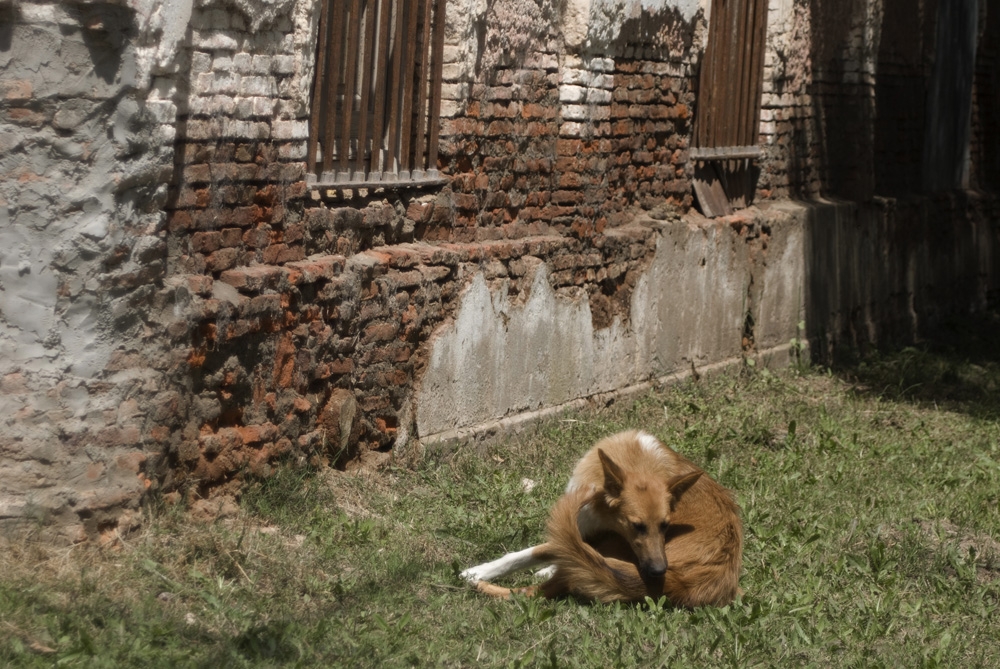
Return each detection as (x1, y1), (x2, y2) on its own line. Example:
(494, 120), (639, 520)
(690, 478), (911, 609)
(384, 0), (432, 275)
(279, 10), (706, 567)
(632, 522), (647, 534)
(659, 522), (670, 534)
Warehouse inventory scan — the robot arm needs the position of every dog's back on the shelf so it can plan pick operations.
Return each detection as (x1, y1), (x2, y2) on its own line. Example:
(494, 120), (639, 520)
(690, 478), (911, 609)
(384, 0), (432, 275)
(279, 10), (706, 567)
(660, 465), (743, 606)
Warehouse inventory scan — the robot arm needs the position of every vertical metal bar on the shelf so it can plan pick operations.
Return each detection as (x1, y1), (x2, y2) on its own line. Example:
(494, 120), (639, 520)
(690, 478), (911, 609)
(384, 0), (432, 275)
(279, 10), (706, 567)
(412, 0), (433, 172)
(734, 0), (756, 146)
(425, 0), (446, 171)
(705, 0), (727, 147)
(356, 0), (378, 178)
(307, 0), (332, 177)
(723, 0), (746, 149)
(748, 0), (768, 146)
(323, 0), (348, 174)
(385, 0), (406, 175)
(695, 0), (713, 147)
(370, 0), (393, 175)
(340, 0), (363, 173)
(398, 0), (421, 172)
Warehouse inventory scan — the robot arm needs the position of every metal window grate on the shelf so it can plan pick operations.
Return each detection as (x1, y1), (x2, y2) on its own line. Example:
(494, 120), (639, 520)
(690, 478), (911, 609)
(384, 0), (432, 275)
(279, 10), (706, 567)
(307, 0), (446, 187)
(692, 0), (768, 217)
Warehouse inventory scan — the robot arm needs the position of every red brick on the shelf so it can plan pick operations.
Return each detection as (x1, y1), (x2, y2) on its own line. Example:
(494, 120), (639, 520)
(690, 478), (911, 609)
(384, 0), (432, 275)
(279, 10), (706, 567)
(205, 248), (239, 272)
(2, 79), (33, 100)
(557, 139), (582, 156)
(220, 264), (284, 292)
(328, 358), (354, 375)
(191, 231), (222, 253)
(167, 210), (193, 231)
(272, 333), (296, 388)
(363, 322), (399, 344)
(452, 193), (479, 210)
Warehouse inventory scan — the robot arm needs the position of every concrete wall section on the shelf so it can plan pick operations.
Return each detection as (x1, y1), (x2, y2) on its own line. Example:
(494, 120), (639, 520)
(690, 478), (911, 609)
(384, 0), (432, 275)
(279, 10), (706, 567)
(418, 210), (799, 441)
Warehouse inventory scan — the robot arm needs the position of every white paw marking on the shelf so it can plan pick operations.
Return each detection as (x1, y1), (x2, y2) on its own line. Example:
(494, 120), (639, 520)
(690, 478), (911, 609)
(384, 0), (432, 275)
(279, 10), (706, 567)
(534, 565), (556, 581)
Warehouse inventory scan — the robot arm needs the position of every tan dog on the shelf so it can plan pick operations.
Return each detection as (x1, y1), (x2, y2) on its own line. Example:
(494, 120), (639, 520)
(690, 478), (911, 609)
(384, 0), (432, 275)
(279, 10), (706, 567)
(460, 430), (743, 606)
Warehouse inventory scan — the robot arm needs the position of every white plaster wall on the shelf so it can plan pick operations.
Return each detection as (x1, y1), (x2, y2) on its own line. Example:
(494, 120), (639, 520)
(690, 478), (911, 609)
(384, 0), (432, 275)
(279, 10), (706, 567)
(0, 0), (314, 541)
(416, 267), (640, 435)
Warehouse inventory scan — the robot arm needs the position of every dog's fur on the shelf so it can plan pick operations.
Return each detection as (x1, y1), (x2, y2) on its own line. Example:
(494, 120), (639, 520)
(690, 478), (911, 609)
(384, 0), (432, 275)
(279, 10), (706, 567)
(461, 430), (743, 606)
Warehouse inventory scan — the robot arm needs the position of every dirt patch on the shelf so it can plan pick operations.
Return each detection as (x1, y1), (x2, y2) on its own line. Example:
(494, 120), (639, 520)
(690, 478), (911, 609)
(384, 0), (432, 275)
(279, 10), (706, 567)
(917, 519), (1000, 583)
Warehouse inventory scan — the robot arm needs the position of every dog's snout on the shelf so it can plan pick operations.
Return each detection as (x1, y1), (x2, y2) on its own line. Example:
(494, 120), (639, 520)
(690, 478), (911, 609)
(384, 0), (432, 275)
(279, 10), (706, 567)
(641, 561), (667, 579)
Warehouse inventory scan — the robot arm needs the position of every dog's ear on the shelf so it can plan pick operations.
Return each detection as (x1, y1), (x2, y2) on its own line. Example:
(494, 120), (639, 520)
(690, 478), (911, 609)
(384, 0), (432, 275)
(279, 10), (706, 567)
(597, 448), (625, 499)
(666, 470), (702, 507)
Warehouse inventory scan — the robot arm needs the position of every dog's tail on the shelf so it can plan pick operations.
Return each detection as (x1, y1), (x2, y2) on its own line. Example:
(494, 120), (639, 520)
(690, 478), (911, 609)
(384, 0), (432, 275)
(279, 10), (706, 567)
(542, 489), (649, 603)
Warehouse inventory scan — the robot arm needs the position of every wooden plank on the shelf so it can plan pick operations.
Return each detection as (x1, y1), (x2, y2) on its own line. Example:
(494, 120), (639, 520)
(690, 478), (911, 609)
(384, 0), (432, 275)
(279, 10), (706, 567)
(690, 145), (761, 160)
(384, 0), (406, 176)
(722, 0), (746, 146)
(340, 0), (364, 172)
(323, 0), (348, 174)
(425, 0), (446, 170)
(412, 0), (433, 172)
(748, 0), (768, 145)
(700, 0), (727, 148)
(307, 0), (332, 177)
(356, 0), (379, 178)
(736, 0), (755, 147)
(693, 161), (732, 218)
(398, 0), (421, 173)
(370, 0), (393, 175)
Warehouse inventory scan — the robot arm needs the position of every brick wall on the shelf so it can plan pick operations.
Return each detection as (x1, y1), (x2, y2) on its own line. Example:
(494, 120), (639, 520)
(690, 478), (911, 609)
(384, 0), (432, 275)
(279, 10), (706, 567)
(135, 0), (709, 500)
(4, 0), (999, 542)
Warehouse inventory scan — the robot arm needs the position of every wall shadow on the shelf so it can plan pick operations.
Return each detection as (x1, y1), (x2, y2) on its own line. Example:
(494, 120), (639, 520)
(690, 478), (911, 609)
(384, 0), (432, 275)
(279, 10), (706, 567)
(834, 310), (1000, 422)
(807, 0), (874, 201)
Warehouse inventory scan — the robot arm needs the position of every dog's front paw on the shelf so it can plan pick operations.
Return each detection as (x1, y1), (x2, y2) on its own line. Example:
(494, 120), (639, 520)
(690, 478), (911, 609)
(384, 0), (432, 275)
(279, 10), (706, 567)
(459, 565), (485, 584)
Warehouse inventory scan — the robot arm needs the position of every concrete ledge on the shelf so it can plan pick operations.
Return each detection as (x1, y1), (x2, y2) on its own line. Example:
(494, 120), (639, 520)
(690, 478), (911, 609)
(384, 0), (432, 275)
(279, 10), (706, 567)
(417, 340), (808, 447)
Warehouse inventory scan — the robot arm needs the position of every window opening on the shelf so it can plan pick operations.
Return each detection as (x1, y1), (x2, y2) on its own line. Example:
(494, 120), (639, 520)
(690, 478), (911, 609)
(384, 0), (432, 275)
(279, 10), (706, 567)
(307, 0), (447, 188)
(692, 0), (768, 217)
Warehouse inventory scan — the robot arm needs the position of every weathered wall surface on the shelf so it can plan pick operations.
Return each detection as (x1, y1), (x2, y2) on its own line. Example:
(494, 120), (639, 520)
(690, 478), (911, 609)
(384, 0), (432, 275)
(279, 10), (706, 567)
(0, 1), (177, 541)
(2, 0), (998, 542)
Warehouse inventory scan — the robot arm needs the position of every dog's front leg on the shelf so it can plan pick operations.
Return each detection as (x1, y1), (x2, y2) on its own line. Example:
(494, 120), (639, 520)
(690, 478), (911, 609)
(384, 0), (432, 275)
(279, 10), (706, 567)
(460, 543), (556, 583)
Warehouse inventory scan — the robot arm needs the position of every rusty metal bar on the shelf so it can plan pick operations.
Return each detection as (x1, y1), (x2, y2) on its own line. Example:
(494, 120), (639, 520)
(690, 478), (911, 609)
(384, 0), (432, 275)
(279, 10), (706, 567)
(339, 0), (363, 173)
(426, 0), (446, 170)
(736, 0), (754, 147)
(370, 0), (393, 175)
(724, 0), (746, 149)
(694, 1), (710, 147)
(398, 0), (421, 173)
(708, 0), (728, 147)
(307, 0), (332, 177)
(696, 0), (721, 147)
(356, 0), (379, 178)
(323, 0), (347, 174)
(748, 0), (768, 145)
(412, 0), (433, 172)
(385, 0), (405, 175)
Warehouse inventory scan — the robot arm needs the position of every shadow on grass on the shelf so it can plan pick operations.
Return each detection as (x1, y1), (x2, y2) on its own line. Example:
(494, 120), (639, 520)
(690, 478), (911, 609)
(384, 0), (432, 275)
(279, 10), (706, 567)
(832, 311), (1000, 420)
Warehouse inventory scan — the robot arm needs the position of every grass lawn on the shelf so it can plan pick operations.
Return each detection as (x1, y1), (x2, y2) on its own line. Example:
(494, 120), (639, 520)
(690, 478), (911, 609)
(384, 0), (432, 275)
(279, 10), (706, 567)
(3, 322), (1000, 667)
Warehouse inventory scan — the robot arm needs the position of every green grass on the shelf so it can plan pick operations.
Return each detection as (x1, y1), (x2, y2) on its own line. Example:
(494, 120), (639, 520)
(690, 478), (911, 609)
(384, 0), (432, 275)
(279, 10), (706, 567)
(3, 327), (1000, 667)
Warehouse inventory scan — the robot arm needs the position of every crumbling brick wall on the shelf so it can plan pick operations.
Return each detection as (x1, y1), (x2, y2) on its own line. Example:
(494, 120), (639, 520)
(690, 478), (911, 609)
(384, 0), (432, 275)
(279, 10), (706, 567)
(4, 0), (999, 543)
(156, 0), (696, 494)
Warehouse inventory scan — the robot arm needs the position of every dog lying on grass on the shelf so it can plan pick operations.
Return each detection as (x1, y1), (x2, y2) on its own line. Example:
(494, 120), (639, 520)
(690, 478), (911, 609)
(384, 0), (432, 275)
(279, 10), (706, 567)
(461, 430), (743, 606)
